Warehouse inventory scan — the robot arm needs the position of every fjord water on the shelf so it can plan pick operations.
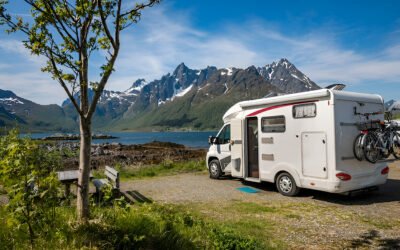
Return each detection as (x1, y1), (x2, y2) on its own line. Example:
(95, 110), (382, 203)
(26, 131), (217, 148)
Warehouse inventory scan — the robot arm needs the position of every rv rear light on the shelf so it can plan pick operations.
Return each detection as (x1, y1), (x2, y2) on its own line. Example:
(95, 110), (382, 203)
(381, 166), (389, 175)
(336, 173), (352, 181)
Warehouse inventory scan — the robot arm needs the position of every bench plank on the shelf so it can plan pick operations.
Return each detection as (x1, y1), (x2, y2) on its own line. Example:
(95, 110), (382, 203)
(92, 166), (120, 192)
(105, 166), (119, 176)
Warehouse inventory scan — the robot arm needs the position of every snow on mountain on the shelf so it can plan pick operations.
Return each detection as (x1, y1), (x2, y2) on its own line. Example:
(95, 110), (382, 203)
(175, 84), (193, 98)
(0, 97), (24, 105)
(257, 58), (319, 93)
(125, 79), (148, 94)
(385, 100), (400, 112)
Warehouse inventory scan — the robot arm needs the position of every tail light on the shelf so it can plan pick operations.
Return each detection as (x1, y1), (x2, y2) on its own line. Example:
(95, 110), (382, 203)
(336, 172), (352, 181)
(381, 166), (389, 175)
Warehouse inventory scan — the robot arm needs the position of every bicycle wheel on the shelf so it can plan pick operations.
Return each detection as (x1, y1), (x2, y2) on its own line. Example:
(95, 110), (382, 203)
(393, 132), (400, 159)
(353, 133), (365, 161)
(363, 132), (381, 163)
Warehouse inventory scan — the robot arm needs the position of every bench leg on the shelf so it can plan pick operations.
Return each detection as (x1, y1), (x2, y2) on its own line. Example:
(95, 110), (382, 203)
(65, 183), (71, 205)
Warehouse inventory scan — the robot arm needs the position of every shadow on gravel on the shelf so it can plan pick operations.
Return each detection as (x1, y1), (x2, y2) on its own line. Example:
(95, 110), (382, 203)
(304, 178), (400, 205)
(231, 176), (400, 206)
(348, 230), (400, 249)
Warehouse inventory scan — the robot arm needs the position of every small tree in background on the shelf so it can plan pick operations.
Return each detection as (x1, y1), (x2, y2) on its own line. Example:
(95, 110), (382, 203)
(0, 130), (61, 248)
(0, 0), (160, 222)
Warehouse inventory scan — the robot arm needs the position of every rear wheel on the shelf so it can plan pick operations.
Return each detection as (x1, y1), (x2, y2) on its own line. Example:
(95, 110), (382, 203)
(392, 132), (400, 159)
(276, 172), (300, 196)
(353, 133), (365, 161)
(208, 159), (222, 179)
(363, 132), (381, 163)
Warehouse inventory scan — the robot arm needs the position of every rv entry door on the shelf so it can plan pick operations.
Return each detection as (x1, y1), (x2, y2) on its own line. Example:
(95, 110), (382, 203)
(230, 118), (244, 178)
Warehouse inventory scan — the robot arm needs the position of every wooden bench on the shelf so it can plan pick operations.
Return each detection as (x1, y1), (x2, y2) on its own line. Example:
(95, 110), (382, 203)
(92, 166), (120, 200)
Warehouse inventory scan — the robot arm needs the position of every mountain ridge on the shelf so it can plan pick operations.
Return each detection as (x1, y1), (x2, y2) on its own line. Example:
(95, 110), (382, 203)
(2, 59), (323, 132)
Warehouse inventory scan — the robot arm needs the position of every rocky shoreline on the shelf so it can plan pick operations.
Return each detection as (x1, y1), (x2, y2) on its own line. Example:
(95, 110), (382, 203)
(39, 133), (118, 141)
(53, 141), (206, 170)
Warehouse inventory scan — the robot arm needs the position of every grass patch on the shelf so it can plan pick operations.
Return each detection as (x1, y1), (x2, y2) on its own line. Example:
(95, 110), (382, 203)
(0, 203), (262, 249)
(118, 159), (206, 180)
(360, 216), (400, 230)
(231, 201), (279, 214)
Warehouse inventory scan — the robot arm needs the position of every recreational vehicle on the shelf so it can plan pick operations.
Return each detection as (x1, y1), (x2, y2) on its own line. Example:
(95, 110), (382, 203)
(206, 89), (390, 196)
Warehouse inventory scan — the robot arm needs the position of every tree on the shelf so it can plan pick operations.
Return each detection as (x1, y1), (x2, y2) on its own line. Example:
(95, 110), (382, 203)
(0, 0), (160, 221)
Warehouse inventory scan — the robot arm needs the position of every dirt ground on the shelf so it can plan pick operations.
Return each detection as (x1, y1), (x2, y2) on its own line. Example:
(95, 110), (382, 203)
(120, 161), (400, 249)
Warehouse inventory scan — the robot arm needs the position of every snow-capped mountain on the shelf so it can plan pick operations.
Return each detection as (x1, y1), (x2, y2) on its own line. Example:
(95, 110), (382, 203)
(3, 58), (321, 131)
(0, 89), (75, 131)
(385, 99), (400, 113)
(257, 58), (320, 93)
(125, 79), (148, 95)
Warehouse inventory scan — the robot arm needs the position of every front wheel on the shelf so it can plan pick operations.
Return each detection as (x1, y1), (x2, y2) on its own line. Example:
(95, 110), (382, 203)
(392, 132), (400, 159)
(276, 172), (300, 196)
(208, 159), (222, 179)
(363, 132), (381, 163)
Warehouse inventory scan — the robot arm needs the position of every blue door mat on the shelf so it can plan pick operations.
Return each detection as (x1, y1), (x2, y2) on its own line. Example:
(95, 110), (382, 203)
(237, 187), (260, 193)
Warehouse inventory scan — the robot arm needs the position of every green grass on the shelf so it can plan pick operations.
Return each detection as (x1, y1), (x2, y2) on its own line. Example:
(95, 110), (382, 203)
(114, 159), (207, 180)
(0, 203), (263, 249)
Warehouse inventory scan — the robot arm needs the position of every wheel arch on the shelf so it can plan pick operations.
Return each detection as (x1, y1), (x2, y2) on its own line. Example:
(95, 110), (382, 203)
(273, 168), (301, 187)
(207, 156), (220, 168)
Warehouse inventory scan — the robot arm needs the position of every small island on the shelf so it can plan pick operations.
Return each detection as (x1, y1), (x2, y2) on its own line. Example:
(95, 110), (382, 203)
(41, 133), (118, 141)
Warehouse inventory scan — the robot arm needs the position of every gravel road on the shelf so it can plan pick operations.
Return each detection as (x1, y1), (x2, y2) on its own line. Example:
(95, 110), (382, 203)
(121, 161), (400, 217)
(121, 161), (400, 248)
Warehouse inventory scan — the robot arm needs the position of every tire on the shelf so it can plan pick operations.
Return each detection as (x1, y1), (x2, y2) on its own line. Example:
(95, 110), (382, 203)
(276, 172), (300, 196)
(208, 159), (222, 179)
(363, 132), (381, 163)
(392, 132), (400, 159)
(353, 133), (365, 161)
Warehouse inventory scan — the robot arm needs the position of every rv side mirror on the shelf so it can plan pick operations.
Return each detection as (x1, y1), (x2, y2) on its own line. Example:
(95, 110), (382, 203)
(208, 136), (221, 145)
(208, 136), (217, 144)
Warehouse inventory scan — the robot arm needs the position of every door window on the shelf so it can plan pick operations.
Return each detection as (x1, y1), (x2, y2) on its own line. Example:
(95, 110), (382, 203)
(217, 125), (231, 144)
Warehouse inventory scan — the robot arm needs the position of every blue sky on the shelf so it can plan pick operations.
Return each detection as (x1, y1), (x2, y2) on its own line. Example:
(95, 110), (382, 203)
(0, 0), (399, 104)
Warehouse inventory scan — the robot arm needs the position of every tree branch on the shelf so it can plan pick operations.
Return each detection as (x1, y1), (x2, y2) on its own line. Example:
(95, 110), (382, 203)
(47, 49), (82, 116)
(119, 0), (159, 18)
(97, 0), (116, 49)
(42, 1), (79, 47)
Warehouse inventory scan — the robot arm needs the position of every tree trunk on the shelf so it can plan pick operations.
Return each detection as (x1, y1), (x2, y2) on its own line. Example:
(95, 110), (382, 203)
(77, 117), (91, 221)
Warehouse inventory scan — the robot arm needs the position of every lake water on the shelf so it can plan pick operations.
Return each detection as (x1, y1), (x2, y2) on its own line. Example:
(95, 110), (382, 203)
(25, 131), (218, 149)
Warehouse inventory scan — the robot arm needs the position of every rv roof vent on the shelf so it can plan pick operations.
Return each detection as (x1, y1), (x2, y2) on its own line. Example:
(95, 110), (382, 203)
(263, 92), (286, 98)
(325, 83), (346, 91)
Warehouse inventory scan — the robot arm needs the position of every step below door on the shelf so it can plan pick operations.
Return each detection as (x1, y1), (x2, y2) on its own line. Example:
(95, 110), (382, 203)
(301, 132), (328, 179)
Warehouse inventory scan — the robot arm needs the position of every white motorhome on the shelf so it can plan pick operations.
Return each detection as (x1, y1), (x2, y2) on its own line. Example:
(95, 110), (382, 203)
(206, 89), (390, 196)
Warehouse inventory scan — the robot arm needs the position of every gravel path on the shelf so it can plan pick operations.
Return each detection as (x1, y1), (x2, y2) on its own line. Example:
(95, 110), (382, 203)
(120, 161), (400, 248)
(121, 161), (400, 217)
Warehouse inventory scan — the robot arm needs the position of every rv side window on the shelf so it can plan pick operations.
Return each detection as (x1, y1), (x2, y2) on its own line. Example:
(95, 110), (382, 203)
(261, 116), (285, 133)
(217, 125), (231, 144)
(293, 103), (316, 118)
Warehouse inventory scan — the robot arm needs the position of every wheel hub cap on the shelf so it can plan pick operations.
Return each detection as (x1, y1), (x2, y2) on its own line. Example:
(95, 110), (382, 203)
(279, 176), (292, 193)
(210, 163), (218, 175)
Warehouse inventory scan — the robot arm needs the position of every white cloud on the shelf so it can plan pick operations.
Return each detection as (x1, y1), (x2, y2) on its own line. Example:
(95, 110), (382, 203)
(0, 71), (68, 105)
(108, 5), (400, 95)
(1, 4), (399, 104)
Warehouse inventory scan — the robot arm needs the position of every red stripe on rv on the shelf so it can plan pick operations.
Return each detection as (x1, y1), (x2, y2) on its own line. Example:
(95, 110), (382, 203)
(246, 100), (319, 117)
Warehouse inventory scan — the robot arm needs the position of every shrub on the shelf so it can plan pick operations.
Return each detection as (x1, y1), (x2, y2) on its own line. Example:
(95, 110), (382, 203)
(0, 129), (62, 248)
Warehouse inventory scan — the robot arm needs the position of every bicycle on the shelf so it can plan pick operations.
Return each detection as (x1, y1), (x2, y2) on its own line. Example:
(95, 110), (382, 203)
(362, 110), (400, 163)
(353, 119), (381, 161)
(353, 109), (383, 161)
